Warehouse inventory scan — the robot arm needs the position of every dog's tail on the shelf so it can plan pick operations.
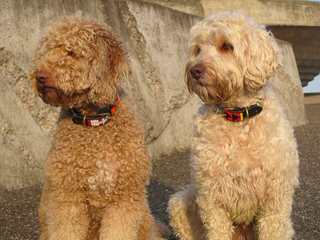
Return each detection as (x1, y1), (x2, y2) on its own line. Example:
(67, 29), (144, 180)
(168, 185), (206, 240)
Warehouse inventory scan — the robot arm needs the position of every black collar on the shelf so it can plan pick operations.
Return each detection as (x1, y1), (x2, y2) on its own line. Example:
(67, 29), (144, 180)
(215, 101), (263, 122)
(70, 97), (120, 127)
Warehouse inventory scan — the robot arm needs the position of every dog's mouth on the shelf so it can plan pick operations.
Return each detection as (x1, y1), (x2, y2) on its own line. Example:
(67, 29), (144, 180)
(38, 84), (91, 108)
(187, 76), (232, 104)
(37, 85), (64, 106)
(186, 64), (238, 104)
(186, 71), (222, 103)
(194, 77), (210, 87)
(37, 85), (57, 94)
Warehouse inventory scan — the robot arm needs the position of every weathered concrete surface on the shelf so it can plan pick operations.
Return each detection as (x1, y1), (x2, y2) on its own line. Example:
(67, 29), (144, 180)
(271, 40), (306, 127)
(139, 0), (203, 16)
(0, 0), (201, 189)
(138, 0), (320, 86)
(0, 0), (306, 189)
(201, 0), (320, 27)
(0, 48), (59, 189)
(1, 103), (320, 240)
(304, 94), (320, 105)
(118, 1), (200, 157)
(270, 26), (320, 87)
(139, 0), (320, 27)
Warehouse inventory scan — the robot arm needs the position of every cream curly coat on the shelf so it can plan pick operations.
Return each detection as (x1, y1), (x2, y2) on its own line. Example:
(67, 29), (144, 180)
(31, 18), (164, 240)
(168, 12), (299, 240)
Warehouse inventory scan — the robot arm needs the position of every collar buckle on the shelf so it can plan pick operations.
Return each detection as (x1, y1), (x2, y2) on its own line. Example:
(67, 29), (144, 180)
(222, 102), (263, 122)
(71, 96), (120, 127)
(224, 110), (244, 122)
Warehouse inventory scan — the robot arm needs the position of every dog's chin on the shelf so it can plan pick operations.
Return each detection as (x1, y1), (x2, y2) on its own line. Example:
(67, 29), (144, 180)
(189, 80), (227, 105)
(38, 86), (92, 108)
(38, 87), (73, 107)
(37, 88), (60, 106)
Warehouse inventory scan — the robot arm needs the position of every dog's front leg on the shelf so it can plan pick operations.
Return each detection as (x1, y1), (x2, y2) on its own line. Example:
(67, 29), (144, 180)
(197, 195), (233, 240)
(168, 186), (206, 240)
(99, 198), (145, 240)
(256, 189), (294, 240)
(45, 193), (89, 240)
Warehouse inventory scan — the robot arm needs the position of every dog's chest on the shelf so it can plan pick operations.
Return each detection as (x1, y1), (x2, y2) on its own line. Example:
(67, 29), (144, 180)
(192, 114), (274, 217)
(192, 102), (299, 223)
(193, 115), (270, 172)
(48, 119), (135, 195)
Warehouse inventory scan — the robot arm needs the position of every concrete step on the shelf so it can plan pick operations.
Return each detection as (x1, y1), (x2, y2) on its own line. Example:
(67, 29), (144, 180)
(305, 103), (320, 123)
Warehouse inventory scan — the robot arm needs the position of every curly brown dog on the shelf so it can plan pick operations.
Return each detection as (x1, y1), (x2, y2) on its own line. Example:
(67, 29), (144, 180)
(31, 18), (165, 240)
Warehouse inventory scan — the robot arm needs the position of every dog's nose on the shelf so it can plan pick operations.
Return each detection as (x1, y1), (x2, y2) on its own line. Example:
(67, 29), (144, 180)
(190, 64), (205, 80)
(36, 71), (48, 85)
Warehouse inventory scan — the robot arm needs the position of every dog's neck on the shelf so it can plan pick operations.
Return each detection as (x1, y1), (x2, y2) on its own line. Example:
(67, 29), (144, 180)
(215, 90), (264, 109)
(72, 94), (121, 116)
(63, 96), (120, 127)
(74, 104), (110, 116)
(203, 90), (265, 122)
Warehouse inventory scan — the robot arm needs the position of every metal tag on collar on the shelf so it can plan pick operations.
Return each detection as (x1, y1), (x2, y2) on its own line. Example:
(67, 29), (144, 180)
(84, 116), (109, 127)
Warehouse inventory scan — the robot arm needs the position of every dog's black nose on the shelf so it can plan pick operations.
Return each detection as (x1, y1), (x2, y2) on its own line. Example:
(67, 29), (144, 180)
(35, 70), (51, 93)
(190, 64), (205, 80)
(36, 71), (48, 84)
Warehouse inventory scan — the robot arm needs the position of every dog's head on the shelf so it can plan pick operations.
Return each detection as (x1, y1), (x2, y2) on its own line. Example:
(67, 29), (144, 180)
(31, 17), (128, 108)
(185, 12), (281, 104)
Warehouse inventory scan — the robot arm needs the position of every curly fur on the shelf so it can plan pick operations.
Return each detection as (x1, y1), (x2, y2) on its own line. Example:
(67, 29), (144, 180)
(32, 17), (128, 108)
(31, 18), (164, 240)
(185, 12), (281, 105)
(169, 12), (299, 240)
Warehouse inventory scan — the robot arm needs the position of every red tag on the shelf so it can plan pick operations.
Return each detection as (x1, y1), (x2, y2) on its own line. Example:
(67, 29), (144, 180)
(224, 110), (244, 122)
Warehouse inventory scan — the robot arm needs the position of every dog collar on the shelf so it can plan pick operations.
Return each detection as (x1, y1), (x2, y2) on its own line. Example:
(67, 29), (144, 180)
(215, 101), (263, 122)
(70, 96), (120, 127)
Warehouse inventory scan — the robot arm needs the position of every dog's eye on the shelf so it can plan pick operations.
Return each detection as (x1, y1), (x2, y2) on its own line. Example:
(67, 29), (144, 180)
(220, 42), (234, 52)
(193, 45), (201, 56)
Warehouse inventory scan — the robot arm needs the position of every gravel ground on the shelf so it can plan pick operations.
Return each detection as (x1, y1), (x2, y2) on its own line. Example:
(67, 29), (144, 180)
(0, 104), (319, 240)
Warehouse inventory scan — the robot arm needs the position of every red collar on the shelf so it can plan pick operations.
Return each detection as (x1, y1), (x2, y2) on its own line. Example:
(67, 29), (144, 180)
(70, 96), (120, 127)
(214, 102), (263, 122)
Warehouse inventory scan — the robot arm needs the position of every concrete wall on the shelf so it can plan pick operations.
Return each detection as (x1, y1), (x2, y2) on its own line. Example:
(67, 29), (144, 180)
(139, 0), (203, 16)
(201, 0), (320, 26)
(0, 0), (306, 189)
(140, 0), (320, 87)
(139, 0), (320, 26)
(0, 0), (200, 189)
(272, 40), (306, 127)
(270, 26), (320, 86)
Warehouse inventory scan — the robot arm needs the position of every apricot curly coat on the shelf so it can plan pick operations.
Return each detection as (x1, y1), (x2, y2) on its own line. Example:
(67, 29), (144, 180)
(31, 18), (164, 240)
(168, 13), (299, 240)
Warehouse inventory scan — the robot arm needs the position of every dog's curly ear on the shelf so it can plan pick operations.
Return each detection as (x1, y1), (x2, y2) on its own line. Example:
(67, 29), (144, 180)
(244, 27), (281, 92)
(97, 27), (129, 82)
(88, 24), (129, 105)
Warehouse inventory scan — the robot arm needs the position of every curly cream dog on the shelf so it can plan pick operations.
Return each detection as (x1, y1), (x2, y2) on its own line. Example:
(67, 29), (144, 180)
(169, 12), (299, 240)
(31, 18), (165, 240)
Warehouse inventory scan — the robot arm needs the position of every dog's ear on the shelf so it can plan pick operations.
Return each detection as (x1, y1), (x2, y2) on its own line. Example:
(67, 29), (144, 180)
(88, 24), (129, 105)
(97, 27), (129, 82)
(243, 27), (281, 92)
